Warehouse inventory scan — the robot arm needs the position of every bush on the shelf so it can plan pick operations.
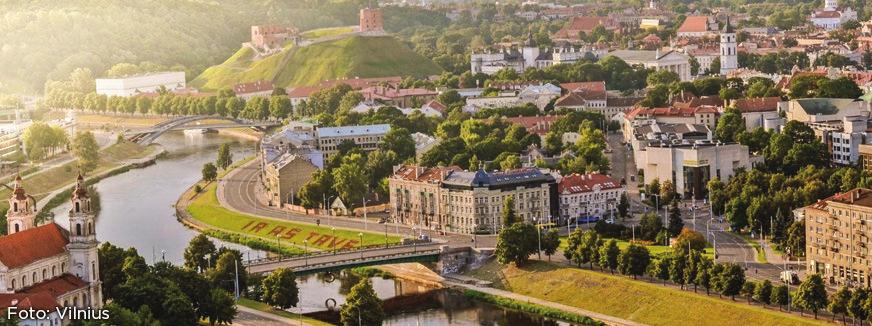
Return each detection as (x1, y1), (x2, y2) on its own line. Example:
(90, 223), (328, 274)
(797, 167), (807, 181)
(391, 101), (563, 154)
(594, 220), (628, 239)
(193, 184), (202, 193)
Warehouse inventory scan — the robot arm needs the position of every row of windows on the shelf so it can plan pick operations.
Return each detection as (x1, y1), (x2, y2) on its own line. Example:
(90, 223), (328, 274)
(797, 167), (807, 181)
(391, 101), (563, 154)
(9, 263), (66, 290)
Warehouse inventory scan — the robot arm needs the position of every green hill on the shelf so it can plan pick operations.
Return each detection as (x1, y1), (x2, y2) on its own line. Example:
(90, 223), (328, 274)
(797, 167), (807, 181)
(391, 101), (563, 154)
(191, 35), (442, 90)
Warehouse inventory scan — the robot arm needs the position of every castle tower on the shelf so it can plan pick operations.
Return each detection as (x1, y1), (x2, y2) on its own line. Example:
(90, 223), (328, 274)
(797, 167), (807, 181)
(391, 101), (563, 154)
(522, 30), (540, 70)
(825, 0), (838, 11)
(6, 175), (35, 235)
(719, 17), (738, 76)
(359, 7), (384, 33)
(66, 174), (102, 307)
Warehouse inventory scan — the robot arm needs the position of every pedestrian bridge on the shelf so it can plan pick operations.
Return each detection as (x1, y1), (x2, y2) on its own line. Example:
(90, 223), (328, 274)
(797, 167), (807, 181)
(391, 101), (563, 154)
(244, 242), (444, 275)
(125, 115), (279, 144)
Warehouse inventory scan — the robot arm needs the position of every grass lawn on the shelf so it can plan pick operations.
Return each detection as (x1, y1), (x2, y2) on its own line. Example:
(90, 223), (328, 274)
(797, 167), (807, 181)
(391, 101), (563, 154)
(0, 141), (155, 212)
(237, 298), (332, 326)
(559, 236), (714, 258)
(466, 261), (830, 326)
(738, 233), (768, 263)
(186, 181), (402, 252)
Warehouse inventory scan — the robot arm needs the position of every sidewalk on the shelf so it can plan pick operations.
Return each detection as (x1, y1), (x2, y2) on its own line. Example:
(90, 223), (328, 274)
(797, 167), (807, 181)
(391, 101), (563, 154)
(445, 280), (648, 326)
(234, 305), (314, 326)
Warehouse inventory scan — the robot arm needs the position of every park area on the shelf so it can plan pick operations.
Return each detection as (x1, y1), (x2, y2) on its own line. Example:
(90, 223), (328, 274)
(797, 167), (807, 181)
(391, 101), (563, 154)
(465, 261), (828, 326)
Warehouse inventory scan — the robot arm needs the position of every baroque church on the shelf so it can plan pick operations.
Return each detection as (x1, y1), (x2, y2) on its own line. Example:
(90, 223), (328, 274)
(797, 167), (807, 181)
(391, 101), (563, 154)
(0, 175), (102, 320)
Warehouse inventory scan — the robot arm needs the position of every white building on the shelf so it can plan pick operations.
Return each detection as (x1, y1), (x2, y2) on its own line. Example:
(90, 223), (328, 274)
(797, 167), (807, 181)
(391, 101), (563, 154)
(95, 71), (186, 97)
(731, 97), (784, 131)
(0, 175), (103, 323)
(316, 124), (391, 159)
(719, 18), (738, 76)
(609, 50), (692, 81)
(635, 142), (754, 199)
(558, 173), (625, 223)
(810, 0), (857, 30)
(470, 35), (604, 75)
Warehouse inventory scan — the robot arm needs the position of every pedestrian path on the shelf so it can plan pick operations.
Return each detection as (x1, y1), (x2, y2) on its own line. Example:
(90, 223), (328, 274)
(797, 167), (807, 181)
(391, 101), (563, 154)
(444, 280), (648, 326)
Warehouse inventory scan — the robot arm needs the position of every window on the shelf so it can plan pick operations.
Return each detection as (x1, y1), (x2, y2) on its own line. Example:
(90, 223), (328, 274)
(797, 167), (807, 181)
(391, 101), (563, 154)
(76, 224), (82, 236)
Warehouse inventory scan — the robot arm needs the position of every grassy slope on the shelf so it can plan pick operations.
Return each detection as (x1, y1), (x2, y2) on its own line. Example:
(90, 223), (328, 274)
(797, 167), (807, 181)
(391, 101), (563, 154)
(467, 261), (829, 326)
(301, 26), (355, 39)
(191, 35), (442, 90)
(186, 182), (401, 251)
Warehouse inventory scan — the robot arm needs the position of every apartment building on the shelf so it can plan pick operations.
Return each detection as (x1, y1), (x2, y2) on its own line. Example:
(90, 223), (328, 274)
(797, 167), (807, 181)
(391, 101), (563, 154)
(315, 124), (391, 159)
(805, 188), (872, 287)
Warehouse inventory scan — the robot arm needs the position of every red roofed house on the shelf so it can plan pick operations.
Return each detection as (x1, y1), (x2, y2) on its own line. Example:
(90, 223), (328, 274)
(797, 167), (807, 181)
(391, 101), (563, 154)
(676, 16), (718, 38)
(233, 80), (275, 100)
(622, 106), (719, 140)
(504, 115), (561, 135)
(729, 97), (784, 131)
(0, 175), (102, 322)
(556, 81), (607, 109)
(287, 86), (323, 106)
(553, 16), (619, 41)
(558, 173), (625, 223)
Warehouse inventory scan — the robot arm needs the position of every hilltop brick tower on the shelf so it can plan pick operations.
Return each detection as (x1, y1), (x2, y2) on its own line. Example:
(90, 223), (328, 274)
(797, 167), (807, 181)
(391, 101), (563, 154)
(359, 7), (384, 33)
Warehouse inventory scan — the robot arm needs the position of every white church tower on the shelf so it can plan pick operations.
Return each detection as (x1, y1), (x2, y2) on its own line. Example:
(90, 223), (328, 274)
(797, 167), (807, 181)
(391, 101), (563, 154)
(6, 175), (35, 235)
(522, 31), (540, 70)
(719, 17), (738, 76)
(66, 174), (102, 307)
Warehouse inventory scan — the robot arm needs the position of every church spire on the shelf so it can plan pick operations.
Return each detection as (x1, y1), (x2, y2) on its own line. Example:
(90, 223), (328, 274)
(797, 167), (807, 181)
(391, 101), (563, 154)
(7, 174), (34, 234)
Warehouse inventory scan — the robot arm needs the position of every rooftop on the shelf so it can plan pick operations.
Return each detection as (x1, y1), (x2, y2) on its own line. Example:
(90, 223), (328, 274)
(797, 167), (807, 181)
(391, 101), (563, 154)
(558, 173), (622, 194)
(0, 223), (69, 269)
(315, 124), (391, 138)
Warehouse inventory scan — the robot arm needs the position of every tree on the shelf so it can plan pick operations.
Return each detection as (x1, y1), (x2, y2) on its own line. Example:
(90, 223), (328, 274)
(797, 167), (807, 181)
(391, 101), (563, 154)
(772, 285), (790, 310)
(598, 239), (620, 273)
(161, 292), (198, 326)
(669, 253), (688, 289)
(379, 127), (416, 161)
(618, 193), (629, 218)
(202, 163), (217, 182)
(564, 229), (583, 263)
(650, 255), (672, 284)
(541, 228), (560, 261)
(694, 259), (713, 295)
(794, 274), (828, 318)
(674, 228), (707, 252)
(209, 248), (248, 294)
(715, 108), (745, 142)
(99, 243), (137, 300)
(495, 223), (536, 266)
(578, 230), (600, 269)
(340, 279), (384, 326)
(741, 281), (757, 304)
(72, 131), (99, 172)
(719, 263), (745, 300)
(183, 234), (216, 272)
(666, 200), (684, 237)
(707, 178), (727, 216)
(828, 286), (851, 323)
(639, 213), (663, 241)
(261, 268), (299, 310)
(202, 288), (236, 326)
(500, 154), (521, 170)
(754, 280), (773, 306)
(216, 143), (233, 170)
(332, 153), (369, 209)
(618, 243), (651, 279)
(502, 196), (517, 227)
(268, 95), (292, 120)
(848, 288), (868, 323)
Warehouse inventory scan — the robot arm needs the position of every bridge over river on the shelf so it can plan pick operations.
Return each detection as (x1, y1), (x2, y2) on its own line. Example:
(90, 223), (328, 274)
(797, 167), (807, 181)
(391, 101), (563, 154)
(125, 115), (279, 144)
(244, 242), (445, 275)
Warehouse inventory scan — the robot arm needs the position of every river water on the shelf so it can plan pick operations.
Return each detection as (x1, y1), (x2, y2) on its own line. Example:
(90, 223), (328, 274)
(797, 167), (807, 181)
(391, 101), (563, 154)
(50, 131), (573, 325)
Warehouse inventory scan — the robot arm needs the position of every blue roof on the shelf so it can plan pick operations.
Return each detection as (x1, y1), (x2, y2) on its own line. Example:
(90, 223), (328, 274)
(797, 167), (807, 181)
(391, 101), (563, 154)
(315, 124), (391, 138)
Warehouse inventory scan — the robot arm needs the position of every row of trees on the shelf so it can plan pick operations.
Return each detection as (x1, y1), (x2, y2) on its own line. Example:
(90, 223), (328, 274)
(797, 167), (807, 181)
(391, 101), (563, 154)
(495, 197), (561, 265)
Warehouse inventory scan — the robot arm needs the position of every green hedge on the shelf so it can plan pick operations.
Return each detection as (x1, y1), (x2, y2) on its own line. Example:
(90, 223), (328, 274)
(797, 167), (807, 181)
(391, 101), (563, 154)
(462, 289), (603, 326)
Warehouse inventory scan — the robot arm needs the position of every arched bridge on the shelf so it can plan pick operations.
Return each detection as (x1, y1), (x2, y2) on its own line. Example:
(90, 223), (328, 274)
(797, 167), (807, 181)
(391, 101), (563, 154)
(244, 242), (444, 276)
(125, 115), (279, 144)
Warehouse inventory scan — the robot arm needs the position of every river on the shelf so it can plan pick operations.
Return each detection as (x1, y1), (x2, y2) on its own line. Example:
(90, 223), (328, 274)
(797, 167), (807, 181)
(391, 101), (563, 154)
(50, 131), (572, 325)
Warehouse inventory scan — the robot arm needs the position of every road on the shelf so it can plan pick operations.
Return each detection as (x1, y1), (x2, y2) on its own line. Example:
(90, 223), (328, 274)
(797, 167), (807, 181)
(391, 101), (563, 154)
(246, 243), (443, 274)
(218, 158), (497, 248)
(606, 133), (796, 283)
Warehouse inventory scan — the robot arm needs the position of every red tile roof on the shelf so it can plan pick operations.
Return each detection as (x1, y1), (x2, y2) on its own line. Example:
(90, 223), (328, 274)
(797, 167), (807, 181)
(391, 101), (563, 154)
(673, 95), (723, 109)
(233, 80), (274, 95)
(0, 224), (69, 269)
(558, 173), (622, 194)
(0, 292), (60, 311)
(677, 16), (712, 34)
(504, 115), (561, 135)
(392, 165), (462, 182)
(554, 93), (589, 107)
(560, 81), (606, 96)
(813, 10), (842, 18)
(625, 106), (718, 120)
(20, 274), (89, 298)
(554, 16), (617, 39)
(319, 76), (403, 90)
(423, 100), (447, 113)
(287, 86), (323, 98)
(732, 97), (780, 113)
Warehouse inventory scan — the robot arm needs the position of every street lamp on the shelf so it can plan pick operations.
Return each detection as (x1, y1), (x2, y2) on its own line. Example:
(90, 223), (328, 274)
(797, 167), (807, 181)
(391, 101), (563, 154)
(384, 222), (389, 248)
(358, 233), (364, 259)
(533, 217), (541, 260)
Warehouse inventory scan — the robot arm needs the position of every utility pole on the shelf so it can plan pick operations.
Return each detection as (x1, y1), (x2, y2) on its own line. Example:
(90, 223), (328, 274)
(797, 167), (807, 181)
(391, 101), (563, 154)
(234, 259), (240, 299)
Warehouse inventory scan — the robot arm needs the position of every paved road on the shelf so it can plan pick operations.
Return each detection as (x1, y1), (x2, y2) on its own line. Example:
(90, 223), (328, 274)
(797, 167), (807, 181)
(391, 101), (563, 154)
(218, 158), (497, 248)
(234, 305), (313, 326)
